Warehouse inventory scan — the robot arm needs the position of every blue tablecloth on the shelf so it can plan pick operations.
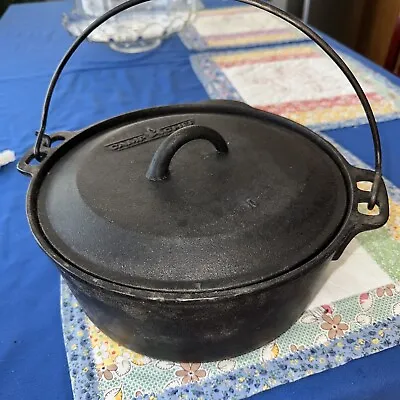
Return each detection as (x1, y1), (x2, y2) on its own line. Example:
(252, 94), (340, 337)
(1, 2), (399, 399)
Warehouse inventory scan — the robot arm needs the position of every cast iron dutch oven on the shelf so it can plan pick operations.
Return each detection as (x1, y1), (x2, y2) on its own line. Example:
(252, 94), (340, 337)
(18, 0), (389, 361)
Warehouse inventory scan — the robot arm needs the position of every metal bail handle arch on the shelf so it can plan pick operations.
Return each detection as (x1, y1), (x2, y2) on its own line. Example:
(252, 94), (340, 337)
(33, 0), (383, 209)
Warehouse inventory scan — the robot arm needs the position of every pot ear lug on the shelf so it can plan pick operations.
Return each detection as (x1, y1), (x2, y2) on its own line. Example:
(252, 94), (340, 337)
(333, 166), (389, 260)
(48, 131), (75, 145)
(17, 149), (41, 177)
(350, 167), (389, 230)
(17, 131), (75, 177)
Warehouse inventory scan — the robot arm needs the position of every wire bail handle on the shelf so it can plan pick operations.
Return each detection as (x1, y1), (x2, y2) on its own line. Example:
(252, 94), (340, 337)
(34, 0), (383, 209)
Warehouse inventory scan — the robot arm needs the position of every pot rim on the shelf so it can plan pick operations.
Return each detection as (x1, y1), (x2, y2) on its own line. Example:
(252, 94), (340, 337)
(22, 104), (369, 301)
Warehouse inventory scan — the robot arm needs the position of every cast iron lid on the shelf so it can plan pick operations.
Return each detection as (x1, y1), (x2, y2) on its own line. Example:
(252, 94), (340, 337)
(37, 102), (348, 292)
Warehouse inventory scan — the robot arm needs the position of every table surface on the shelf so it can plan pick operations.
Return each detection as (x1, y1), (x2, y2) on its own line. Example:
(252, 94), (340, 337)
(1, 2), (400, 400)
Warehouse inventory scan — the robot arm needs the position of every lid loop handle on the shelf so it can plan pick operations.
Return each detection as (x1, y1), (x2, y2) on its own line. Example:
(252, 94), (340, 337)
(34, 0), (382, 209)
(146, 125), (229, 181)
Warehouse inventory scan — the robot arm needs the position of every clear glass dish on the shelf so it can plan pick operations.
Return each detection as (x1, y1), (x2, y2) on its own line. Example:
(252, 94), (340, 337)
(63, 0), (197, 53)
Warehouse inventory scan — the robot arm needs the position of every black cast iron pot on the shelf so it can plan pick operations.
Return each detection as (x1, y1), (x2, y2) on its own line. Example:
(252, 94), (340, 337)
(18, 0), (389, 362)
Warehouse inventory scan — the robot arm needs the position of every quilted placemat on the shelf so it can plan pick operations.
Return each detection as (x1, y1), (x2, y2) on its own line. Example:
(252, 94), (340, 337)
(61, 133), (400, 400)
(190, 42), (400, 130)
(179, 5), (308, 50)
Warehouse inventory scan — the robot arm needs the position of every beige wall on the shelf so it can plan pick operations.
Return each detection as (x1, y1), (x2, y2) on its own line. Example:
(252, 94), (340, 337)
(356, 0), (400, 66)
(283, 0), (400, 67)
(307, 0), (367, 49)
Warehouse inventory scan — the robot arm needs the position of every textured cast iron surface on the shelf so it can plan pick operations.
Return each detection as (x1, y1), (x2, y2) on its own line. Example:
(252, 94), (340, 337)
(36, 105), (348, 291)
(63, 256), (331, 362)
(18, 101), (390, 361)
